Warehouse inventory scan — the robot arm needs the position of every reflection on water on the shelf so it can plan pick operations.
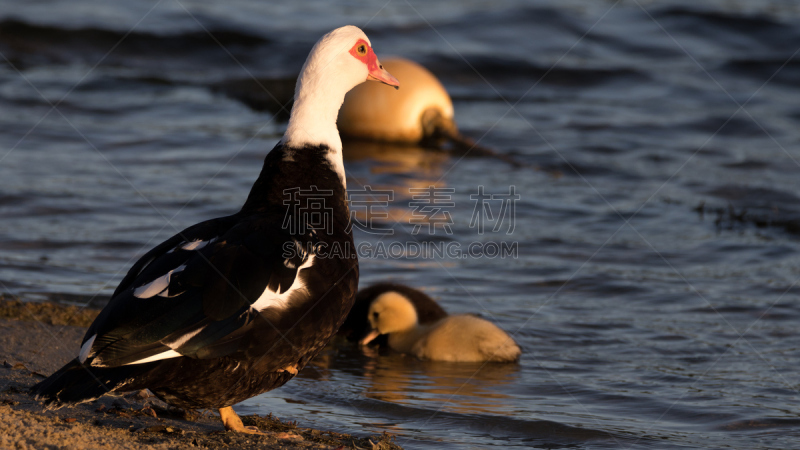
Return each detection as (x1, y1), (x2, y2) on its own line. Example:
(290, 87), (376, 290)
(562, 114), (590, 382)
(360, 353), (519, 416)
(343, 139), (449, 185)
(343, 139), (450, 227)
(304, 341), (519, 417)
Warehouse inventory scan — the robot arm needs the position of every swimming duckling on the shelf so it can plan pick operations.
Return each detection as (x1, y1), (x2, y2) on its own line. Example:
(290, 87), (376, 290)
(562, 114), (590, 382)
(339, 282), (448, 344)
(361, 291), (521, 363)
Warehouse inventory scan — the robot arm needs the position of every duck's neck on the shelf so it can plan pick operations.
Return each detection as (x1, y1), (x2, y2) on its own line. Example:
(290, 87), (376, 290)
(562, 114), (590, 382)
(283, 71), (349, 185)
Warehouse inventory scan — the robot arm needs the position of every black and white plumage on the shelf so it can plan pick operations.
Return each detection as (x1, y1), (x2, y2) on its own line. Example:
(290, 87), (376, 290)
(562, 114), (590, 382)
(32, 25), (399, 433)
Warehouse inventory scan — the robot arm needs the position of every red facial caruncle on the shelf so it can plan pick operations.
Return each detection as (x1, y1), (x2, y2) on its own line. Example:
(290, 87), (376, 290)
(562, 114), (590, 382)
(349, 39), (400, 88)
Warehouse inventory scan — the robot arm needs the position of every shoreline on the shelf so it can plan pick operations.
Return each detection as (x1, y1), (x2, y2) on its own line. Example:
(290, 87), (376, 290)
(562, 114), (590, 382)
(0, 297), (401, 450)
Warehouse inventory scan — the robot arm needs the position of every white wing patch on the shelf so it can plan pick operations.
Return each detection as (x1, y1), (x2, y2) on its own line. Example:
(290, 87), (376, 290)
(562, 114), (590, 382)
(181, 238), (214, 251)
(157, 288), (186, 298)
(163, 325), (207, 349)
(133, 264), (187, 299)
(166, 237), (216, 254)
(79, 334), (97, 363)
(124, 349), (183, 365)
(119, 326), (208, 366)
(252, 254), (315, 311)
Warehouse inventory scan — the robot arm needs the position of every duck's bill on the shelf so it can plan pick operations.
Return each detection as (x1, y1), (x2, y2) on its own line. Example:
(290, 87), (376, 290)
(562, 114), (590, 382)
(368, 61), (400, 89)
(359, 329), (381, 346)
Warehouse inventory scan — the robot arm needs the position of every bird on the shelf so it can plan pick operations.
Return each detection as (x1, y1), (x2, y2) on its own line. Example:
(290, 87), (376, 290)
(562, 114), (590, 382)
(338, 58), (457, 144)
(338, 57), (523, 166)
(338, 282), (447, 345)
(31, 25), (399, 435)
(360, 288), (521, 363)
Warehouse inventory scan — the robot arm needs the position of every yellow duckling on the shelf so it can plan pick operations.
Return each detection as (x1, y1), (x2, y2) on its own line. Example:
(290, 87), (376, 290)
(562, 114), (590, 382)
(338, 58), (457, 144)
(361, 291), (521, 363)
(339, 58), (525, 166)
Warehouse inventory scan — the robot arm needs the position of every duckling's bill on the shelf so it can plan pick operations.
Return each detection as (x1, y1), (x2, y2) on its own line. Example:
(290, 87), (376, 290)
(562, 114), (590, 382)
(360, 329), (381, 346)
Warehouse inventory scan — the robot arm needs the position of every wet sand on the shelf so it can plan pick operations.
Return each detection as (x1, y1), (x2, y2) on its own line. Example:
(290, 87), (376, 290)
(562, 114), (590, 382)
(0, 297), (401, 450)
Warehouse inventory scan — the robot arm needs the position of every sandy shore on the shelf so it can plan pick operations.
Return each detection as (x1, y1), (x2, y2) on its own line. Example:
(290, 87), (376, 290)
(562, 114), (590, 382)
(0, 297), (401, 450)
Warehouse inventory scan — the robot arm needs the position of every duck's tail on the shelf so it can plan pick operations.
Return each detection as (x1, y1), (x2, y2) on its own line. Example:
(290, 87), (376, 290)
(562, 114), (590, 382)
(30, 359), (144, 408)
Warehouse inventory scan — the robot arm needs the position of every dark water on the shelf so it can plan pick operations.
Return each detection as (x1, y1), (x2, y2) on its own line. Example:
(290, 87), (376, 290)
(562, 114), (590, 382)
(2, 1), (800, 448)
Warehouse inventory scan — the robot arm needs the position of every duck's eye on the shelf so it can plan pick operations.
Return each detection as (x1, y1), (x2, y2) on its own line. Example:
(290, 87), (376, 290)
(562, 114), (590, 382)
(357, 44), (367, 56)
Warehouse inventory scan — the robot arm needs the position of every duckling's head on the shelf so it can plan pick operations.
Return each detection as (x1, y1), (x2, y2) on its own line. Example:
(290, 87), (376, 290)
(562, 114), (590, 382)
(361, 292), (419, 345)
